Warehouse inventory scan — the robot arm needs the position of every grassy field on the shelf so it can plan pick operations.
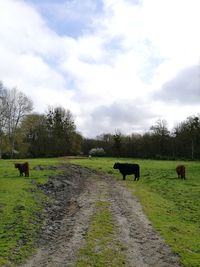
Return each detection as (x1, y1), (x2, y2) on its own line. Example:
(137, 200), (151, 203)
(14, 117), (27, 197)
(0, 157), (200, 266)
(0, 158), (61, 266)
(69, 157), (200, 267)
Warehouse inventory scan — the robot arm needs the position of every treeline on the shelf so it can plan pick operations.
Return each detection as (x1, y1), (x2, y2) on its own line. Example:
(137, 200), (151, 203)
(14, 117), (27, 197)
(83, 117), (200, 160)
(0, 82), (82, 158)
(1, 82), (200, 160)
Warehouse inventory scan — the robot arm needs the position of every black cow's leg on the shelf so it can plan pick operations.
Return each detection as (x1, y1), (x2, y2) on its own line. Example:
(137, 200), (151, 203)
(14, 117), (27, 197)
(123, 174), (126, 180)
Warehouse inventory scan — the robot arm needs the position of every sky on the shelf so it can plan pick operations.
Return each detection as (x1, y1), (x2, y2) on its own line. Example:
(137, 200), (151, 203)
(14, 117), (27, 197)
(0, 0), (200, 137)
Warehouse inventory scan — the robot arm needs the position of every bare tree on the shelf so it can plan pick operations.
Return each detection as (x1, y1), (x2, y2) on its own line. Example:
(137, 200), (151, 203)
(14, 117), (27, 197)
(5, 88), (33, 158)
(0, 82), (9, 158)
(150, 119), (170, 157)
(113, 130), (122, 157)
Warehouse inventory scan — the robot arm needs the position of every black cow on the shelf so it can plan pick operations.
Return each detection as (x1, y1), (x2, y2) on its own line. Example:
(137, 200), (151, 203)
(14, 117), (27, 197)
(113, 162), (140, 181)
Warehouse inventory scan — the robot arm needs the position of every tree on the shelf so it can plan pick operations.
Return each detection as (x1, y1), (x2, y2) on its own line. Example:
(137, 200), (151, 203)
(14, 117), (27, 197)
(71, 132), (83, 155)
(95, 133), (114, 156)
(150, 119), (170, 158)
(174, 116), (200, 160)
(46, 106), (77, 156)
(4, 88), (33, 158)
(185, 116), (200, 160)
(113, 131), (122, 156)
(0, 82), (8, 158)
(19, 113), (48, 157)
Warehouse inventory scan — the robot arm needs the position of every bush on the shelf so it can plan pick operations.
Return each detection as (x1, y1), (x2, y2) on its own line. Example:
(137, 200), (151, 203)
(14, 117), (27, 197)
(89, 148), (106, 157)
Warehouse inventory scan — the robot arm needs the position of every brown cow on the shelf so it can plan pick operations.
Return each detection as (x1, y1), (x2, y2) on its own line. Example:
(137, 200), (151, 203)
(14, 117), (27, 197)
(15, 162), (29, 177)
(176, 165), (185, 179)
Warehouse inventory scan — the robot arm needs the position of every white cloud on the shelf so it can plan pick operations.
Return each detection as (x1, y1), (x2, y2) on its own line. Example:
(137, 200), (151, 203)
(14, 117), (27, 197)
(0, 0), (200, 137)
(154, 65), (200, 104)
(0, 0), (77, 111)
(77, 99), (156, 137)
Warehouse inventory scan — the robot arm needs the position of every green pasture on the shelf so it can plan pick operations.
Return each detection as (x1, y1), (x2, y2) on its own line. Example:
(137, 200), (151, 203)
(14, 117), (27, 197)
(0, 157), (200, 267)
(0, 158), (61, 266)
(69, 157), (200, 267)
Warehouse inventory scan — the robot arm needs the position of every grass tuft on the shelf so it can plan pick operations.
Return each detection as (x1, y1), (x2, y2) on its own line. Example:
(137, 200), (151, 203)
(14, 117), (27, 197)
(77, 200), (125, 267)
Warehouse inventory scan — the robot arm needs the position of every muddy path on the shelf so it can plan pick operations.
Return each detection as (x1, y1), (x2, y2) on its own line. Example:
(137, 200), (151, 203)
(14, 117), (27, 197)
(21, 164), (182, 267)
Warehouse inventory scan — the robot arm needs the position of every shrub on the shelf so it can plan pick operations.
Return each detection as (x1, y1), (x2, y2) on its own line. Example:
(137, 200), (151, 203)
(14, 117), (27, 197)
(89, 148), (106, 157)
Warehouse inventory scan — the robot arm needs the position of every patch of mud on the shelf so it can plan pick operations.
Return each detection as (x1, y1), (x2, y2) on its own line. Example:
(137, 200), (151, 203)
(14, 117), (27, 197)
(36, 165), (87, 245)
(22, 164), (98, 267)
(33, 165), (57, 171)
(21, 165), (183, 267)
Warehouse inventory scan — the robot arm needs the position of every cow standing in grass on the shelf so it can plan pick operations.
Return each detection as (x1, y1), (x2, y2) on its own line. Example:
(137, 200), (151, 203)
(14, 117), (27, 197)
(113, 162), (140, 181)
(15, 162), (29, 177)
(176, 165), (186, 179)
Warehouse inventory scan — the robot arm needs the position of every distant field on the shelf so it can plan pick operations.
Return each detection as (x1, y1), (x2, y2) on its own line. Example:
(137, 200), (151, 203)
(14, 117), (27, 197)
(0, 157), (200, 267)
(69, 157), (200, 267)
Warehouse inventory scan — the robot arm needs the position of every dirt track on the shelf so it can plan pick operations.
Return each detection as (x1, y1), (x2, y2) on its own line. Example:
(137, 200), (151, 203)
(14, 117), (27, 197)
(21, 164), (182, 267)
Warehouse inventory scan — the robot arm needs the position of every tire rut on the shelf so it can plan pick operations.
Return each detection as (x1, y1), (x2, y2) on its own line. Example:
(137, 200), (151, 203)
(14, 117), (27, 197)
(106, 178), (182, 267)
(22, 165), (99, 267)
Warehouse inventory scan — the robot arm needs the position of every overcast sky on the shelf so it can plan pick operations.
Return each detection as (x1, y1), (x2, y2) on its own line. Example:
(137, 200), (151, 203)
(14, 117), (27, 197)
(0, 0), (200, 137)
